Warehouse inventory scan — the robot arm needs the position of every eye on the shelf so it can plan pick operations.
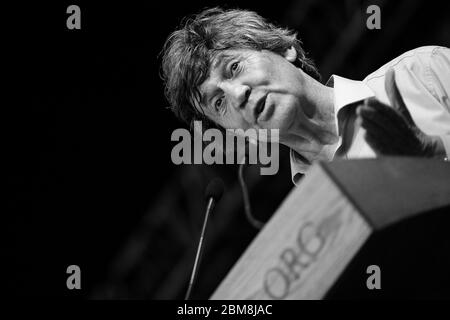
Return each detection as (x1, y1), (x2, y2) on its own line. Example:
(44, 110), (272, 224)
(230, 62), (239, 74)
(215, 97), (224, 110)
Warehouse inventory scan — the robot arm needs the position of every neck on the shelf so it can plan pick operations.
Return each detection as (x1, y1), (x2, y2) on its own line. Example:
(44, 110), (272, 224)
(282, 76), (339, 162)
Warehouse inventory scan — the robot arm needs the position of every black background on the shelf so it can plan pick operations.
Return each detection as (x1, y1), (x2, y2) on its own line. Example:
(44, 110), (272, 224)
(6, 0), (450, 298)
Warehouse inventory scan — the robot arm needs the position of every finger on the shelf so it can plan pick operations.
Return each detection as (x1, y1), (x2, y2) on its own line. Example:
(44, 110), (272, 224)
(362, 102), (422, 144)
(357, 105), (402, 150)
(359, 110), (417, 147)
(357, 101), (409, 134)
(385, 68), (415, 124)
(363, 130), (394, 155)
(361, 97), (397, 117)
(361, 115), (413, 155)
(364, 131), (407, 156)
(357, 104), (418, 149)
(358, 103), (403, 132)
(359, 107), (422, 153)
(358, 111), (394, 143)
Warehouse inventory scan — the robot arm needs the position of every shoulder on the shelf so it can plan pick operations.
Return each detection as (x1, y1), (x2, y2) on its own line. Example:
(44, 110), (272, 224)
(361, 46), (449, 104)
(364, 46), (447, 83)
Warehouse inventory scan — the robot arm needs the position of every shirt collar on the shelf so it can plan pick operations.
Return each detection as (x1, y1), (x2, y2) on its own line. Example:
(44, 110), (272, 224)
(290, 75), (375, 184)
(329, 75), (375, 117)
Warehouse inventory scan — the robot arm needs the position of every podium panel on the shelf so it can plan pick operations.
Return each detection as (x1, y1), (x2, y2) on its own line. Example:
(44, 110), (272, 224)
(211, 158), (450, 300)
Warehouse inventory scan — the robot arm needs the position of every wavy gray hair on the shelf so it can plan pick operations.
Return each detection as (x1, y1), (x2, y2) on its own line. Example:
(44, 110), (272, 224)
(161, 7), (320, 130)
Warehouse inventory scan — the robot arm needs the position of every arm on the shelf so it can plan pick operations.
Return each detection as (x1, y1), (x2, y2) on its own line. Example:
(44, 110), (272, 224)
(357, 47), (450, 161)
(357, 68), (448, 160)
(428, 47), (450, 158)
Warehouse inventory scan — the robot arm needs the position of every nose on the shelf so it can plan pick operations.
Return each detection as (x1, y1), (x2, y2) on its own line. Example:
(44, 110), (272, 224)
(220, 81), (251, 110)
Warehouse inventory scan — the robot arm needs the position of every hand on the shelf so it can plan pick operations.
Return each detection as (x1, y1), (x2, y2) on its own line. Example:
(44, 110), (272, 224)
(356, 68), (445, 158)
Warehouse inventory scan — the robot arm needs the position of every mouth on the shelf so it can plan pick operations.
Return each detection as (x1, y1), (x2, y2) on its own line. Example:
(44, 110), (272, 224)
(255, 94), (274, 123)
(254, 94), (275, 123)
(254, 95), (266, 121)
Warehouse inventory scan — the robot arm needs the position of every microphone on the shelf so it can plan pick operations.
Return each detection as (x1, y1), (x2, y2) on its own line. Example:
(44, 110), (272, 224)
(204, 178), (225, 203)
(185, 178), (224, 300)
(238, 163), (264, 230)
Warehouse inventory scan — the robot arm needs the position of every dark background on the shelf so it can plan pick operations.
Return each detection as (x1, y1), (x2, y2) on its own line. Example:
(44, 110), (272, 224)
(6, 0), (450, 298)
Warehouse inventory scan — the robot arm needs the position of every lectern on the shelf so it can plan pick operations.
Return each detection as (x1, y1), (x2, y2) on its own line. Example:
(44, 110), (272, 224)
(211, 157), (450, 299)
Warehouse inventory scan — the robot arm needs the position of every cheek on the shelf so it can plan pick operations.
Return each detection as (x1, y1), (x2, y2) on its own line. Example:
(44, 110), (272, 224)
(264, 94), (298, 130)
(219, 110), (251, 130)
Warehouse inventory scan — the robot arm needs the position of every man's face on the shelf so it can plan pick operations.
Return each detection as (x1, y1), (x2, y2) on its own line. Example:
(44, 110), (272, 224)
(196, 48), (306, 134)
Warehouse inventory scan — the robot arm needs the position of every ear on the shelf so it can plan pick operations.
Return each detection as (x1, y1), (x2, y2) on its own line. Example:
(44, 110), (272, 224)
(283, 46), (297, 62)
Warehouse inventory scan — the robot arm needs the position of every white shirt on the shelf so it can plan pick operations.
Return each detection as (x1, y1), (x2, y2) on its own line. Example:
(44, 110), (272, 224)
(291, 46), (450, 184)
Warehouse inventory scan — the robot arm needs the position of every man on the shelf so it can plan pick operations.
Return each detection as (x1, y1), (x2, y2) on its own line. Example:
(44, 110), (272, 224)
(161, 7), (450, 184)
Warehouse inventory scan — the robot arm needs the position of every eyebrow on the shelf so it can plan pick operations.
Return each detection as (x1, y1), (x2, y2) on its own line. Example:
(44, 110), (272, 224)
(200, 53), (237, 108)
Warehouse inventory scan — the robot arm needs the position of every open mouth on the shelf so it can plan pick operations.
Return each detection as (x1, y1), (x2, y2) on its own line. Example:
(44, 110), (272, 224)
(256, 94), (274, 123)
(254, 95), (267, 121)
